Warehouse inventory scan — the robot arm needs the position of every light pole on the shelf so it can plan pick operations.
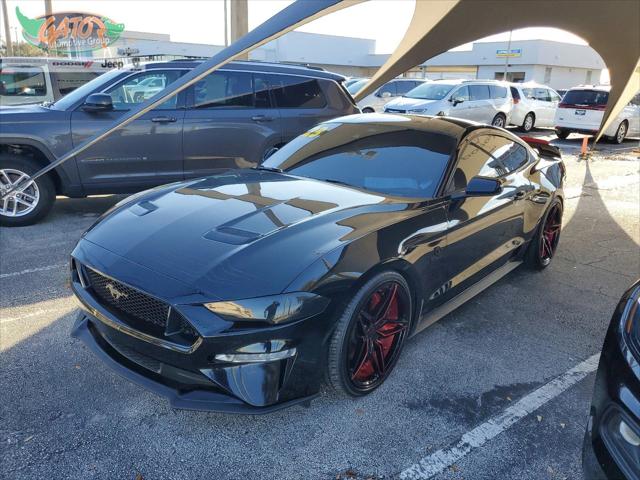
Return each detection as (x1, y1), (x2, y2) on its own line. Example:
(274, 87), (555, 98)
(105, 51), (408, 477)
(1, 0), (12, 56)
(223, 0), (228, 47)
(503, 29), (513, 81)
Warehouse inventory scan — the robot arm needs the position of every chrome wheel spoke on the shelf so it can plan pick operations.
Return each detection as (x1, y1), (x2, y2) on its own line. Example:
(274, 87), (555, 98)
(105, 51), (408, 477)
(0, 169), (40, 218)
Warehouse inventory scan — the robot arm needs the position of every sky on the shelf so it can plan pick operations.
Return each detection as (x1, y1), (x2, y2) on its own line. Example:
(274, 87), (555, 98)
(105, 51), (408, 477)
(3, 0), (589, 54)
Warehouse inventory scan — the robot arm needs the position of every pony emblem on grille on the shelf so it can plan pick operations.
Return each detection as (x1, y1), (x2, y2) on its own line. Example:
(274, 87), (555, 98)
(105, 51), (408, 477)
(105, 283), (129, 301)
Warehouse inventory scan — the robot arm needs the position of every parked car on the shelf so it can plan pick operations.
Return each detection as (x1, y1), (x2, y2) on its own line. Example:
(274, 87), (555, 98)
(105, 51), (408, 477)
(344, 77), (365, 88)
(554, 86), (640, 143)
(509, 82), (563, 131)
(70, 113), (566, 413)
(348, 78), (427, 113)
(0, 60), (358, 226)
(384, 79), (513, 127)
(583, 279), (640, 480)
(0, 57), (111, 107)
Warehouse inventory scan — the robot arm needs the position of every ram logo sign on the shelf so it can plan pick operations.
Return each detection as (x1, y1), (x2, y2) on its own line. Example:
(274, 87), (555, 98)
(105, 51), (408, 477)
(16, 6), (125, 54)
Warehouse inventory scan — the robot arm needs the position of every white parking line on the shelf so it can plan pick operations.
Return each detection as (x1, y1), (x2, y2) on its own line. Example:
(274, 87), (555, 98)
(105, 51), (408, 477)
(0, 264), (66, 279)
(399, 353), (600, 480)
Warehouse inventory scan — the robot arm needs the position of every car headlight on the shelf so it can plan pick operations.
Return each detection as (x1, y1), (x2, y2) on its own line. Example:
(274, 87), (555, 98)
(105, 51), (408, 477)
(204, 292), (329, 325)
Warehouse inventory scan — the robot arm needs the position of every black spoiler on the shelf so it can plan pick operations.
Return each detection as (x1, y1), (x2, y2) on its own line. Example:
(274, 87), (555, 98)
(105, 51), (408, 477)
(520, 136), (562, 158)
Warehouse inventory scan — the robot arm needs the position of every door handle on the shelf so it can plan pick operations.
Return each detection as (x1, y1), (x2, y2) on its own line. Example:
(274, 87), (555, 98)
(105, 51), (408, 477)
(151, 116), (177, 123)
(251, 115), (273, 122)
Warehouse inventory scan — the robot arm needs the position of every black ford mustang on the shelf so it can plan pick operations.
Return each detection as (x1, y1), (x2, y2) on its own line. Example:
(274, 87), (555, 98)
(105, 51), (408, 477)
(71, 114), (566, 413)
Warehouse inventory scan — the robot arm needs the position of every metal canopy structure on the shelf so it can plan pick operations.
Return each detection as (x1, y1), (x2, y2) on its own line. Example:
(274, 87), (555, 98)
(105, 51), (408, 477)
(4, 0), (639, 199)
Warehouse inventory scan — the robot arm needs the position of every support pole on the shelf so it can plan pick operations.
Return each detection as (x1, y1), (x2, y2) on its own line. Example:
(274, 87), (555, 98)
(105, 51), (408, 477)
(230, 0), (248, 59)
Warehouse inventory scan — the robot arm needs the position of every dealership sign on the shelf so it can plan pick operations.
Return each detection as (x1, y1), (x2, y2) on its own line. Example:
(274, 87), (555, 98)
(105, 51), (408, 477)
(16, 6), (124, 54)
(496, 48), (522, 58)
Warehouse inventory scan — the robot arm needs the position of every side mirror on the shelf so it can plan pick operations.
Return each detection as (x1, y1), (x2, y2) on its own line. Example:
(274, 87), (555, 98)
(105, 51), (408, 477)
(380, 91), (392, 99)
(465, 177), (502, 196)
(82, 93), (113, 112)
(452, 97), (465, 106)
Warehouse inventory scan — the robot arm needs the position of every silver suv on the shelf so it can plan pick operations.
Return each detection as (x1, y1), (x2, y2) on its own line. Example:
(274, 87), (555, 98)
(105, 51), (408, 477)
(384, 79), (513, 127)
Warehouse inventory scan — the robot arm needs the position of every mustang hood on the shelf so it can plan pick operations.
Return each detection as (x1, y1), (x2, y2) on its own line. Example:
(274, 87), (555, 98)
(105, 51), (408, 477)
(81, 170), (409, 300)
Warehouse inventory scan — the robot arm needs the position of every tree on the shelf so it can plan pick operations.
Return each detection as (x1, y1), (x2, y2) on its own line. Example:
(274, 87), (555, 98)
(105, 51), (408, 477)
(2, 41), (45, 57)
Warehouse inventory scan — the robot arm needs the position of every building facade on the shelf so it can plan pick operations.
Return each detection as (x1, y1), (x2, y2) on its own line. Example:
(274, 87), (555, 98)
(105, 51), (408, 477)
(89, 31), (606, 89)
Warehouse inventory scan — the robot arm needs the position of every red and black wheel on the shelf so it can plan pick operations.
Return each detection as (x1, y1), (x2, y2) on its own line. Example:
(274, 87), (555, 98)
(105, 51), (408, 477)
(328, 271), (412, 396)
(526, 199), (563, 270)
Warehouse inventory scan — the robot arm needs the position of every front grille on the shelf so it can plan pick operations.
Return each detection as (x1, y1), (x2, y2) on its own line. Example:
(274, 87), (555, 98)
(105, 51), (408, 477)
(84, 267), (197, 343)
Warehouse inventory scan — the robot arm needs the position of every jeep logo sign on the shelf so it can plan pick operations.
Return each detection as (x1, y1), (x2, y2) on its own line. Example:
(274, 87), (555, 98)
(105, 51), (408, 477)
(16, 6), (125, 54)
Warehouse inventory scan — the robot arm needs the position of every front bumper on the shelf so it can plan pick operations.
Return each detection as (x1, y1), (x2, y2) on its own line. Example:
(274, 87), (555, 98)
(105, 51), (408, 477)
(71, 314), (317, 413)
(69, 242), (333, 414)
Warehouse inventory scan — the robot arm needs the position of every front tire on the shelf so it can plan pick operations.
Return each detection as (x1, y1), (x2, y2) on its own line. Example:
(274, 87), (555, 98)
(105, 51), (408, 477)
(525, 199), (563, 270)
(327, 271), (412, 396)
(362, 107), (375, 113)
(0, 155), (55, 227)
(491, 113), (507, 128)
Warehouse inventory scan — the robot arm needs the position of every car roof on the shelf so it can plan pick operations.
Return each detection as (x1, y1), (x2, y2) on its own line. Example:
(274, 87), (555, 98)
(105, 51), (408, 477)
(567, 84), (611, 92)
(142, 59), (346, 81)
(326, 113), (485, 141)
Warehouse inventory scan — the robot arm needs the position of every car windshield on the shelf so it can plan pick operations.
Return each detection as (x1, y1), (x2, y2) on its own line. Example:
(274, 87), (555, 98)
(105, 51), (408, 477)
(262, 122), (455, 199)
(405, 83), (456, 100)
(561, 89), (609, 106)
(346, 79), (369, 95)
(50, 68), (125, 110)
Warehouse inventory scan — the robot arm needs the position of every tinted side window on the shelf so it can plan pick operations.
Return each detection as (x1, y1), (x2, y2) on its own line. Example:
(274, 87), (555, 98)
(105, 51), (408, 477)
(448, 135), (529, 191)
(0, 67), (47, 96)
(510, 86), (521, 100)
(378, 82), (397, 97)
(490, 85), (507, 99)
(193, 71), (253, 108)
(271, 75), (326, 108)
(469, 85), (490, 101)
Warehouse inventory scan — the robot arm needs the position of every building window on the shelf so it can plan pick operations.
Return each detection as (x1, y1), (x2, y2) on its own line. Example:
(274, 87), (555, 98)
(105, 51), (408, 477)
(586, 70), (593, 84)
(544, 67), (552, 84)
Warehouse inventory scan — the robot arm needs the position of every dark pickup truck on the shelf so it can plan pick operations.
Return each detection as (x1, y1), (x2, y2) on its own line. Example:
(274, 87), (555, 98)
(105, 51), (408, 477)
(0, 60), (358, 226)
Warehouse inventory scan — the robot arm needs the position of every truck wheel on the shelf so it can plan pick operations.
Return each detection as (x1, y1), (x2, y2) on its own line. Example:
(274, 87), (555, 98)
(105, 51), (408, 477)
(555, 128), (570, 140)
(0, 155), (56, 227)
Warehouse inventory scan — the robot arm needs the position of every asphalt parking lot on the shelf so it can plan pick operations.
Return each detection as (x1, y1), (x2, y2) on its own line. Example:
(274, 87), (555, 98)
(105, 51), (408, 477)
(1, 131), (639, 480)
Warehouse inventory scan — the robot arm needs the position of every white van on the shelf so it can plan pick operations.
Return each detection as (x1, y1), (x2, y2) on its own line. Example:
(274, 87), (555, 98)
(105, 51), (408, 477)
(554, 85), (640, 143)
(384, 79), (513, 127)
(0, 57), (114, 107)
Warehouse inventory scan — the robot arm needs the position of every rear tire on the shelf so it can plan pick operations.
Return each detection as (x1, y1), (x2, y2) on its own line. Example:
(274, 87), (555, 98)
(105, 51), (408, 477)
(555, 128), (570, 140)
(521, 113), (535, 132)
(327, 271), (412, 397)
(491, 113), (507, 128)
(525, 198), (563, 270)
(362, 107), (375, 113)
(0, 154), (56, 227)
(608, 121), (627, 144)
